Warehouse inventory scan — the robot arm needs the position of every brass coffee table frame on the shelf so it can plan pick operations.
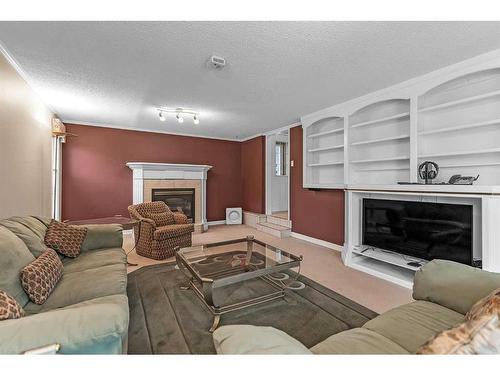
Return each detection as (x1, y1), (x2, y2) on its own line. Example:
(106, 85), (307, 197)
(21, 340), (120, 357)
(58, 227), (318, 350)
(175, 235), (303, 332)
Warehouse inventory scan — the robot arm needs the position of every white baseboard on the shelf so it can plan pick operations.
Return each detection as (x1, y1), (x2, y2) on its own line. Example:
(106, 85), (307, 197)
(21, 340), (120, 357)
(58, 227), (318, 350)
(207, 220), (226, 226)
(290, 232), (343, 252)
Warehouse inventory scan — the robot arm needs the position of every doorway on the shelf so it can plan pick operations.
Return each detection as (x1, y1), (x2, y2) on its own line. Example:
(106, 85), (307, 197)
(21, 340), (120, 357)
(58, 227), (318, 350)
(265, 129), (290, 220)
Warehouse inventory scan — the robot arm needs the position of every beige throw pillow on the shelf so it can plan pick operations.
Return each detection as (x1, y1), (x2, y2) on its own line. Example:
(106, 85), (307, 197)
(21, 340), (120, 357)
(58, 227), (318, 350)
(20, 248), (63, 305)
(417, 314), (500, 354)
(44, 220), (87, 258)
(466, 288), (500, 321)
(0, 290), (25, 320)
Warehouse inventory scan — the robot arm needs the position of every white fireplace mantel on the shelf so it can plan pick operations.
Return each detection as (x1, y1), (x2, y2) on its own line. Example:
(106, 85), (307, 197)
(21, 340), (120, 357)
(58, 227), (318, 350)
(126, 162), (212, 229)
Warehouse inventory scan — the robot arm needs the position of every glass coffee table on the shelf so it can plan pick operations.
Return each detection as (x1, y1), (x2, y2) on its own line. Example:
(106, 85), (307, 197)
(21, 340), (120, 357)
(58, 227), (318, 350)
(175, 235), (303, 332)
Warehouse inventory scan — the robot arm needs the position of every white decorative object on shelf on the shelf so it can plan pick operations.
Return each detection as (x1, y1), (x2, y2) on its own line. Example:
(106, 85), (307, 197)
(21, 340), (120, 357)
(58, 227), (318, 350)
(226, 207), (243, 225)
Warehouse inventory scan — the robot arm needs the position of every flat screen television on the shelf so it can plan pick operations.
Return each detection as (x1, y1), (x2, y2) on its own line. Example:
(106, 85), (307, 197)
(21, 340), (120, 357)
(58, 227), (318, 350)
(362, 199), (473, 265)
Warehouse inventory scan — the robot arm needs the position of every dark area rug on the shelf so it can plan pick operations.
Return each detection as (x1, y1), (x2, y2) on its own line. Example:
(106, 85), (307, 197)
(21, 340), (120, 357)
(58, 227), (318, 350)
(127, 263), (377, 354)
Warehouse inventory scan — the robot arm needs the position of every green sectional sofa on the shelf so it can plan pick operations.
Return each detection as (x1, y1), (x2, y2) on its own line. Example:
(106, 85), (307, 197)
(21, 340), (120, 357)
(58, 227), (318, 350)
(213, 260), (500, 354)
(0, 216), (129, 354)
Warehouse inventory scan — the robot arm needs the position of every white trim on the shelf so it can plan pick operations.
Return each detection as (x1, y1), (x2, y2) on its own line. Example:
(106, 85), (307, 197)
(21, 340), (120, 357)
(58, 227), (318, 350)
(290, 231), (343, 252)
(207, 220), (226, 226)
(64, 120), (244, 142)
(263, 122), (299, 136)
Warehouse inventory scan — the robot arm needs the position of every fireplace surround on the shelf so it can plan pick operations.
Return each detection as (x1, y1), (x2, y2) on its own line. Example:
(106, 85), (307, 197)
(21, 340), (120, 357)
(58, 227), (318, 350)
(126, 162), (212, 232)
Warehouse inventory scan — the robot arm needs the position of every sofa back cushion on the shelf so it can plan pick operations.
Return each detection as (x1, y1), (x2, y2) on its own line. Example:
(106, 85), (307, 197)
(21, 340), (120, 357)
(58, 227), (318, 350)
(0, 226), (35, 306)
(0, 216), (48, 258)
(413, 260), (500, 315)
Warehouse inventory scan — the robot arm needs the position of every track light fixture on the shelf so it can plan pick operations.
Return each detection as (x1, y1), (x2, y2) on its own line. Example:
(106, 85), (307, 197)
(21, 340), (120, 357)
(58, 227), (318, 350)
(157, 107), (200, 125)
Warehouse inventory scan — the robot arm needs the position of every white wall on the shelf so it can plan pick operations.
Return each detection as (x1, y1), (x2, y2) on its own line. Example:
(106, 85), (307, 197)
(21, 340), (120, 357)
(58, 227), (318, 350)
(0, 51), (53, 218)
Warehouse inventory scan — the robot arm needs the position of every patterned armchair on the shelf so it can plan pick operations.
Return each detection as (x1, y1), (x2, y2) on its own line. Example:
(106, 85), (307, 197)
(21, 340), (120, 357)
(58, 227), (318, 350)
(127, 201), (194, 260)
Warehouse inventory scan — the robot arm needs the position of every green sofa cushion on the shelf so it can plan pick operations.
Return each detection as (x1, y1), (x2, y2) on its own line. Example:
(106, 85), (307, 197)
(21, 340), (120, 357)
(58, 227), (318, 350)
(80, 224), (123, 252)
(310, 327), (409, 354)
(213, 325), (312, 354)
(0, 226), (35, 306)
(363, 300), (464, 353)
(413, 259), (500, 315)
(0, 295), (129, 354)
(0, 216), (48, 258)
(24, 263), (127, 314)
(62, 247), (126, 274)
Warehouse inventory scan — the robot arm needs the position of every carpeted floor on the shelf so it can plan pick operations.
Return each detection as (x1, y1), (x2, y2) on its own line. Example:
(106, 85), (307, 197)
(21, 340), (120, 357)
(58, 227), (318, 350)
(127, 262), (377, 354)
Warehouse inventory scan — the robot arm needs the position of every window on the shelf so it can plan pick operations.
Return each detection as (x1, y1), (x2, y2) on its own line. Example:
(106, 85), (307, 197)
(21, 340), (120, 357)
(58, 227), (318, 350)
(275, 141), (287, 176)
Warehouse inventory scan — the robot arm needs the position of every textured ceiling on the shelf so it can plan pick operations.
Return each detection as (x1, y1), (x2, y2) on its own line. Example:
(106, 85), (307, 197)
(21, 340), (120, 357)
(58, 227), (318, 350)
(1, 21), (500, 140)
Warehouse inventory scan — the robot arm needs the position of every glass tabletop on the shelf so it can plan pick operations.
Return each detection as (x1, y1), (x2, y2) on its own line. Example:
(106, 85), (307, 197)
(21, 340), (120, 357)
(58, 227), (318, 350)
(176, 236), (302, 281)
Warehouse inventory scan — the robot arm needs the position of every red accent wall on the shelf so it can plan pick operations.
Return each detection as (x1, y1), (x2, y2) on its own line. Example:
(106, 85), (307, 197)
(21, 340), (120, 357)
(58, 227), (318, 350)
(61, 124), (242, 221)
(240, 136), (265, 213)
(290, 125), (345, 245)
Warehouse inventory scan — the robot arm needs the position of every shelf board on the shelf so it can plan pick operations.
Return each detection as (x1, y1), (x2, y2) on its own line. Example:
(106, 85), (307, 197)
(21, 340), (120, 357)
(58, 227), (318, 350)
(307, 128), (344, 138)
(420, 147), (500, 159)
(419, 118), (500, 136)
(305, 183), (345, 189)
(440, 161), (500, 168)
(350, 112), (410, 129)
(308, 161), (344, 167)
(419, 89), (500, 113)
(350, 134), (410, 146)
(350, 156), (409, 164)
(308, 144), (344, 152)
(348, 255), (415, 288)
(352, 246), (425, 271)
(355, 166), (410, 172)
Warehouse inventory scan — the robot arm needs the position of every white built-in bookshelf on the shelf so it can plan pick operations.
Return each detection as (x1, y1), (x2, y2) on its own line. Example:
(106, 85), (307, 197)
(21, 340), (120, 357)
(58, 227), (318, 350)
(304, 116), (344, 188)
(348, 99), (411, 184)
(301, 52), (500, 190)
(418, 68), (500, 185)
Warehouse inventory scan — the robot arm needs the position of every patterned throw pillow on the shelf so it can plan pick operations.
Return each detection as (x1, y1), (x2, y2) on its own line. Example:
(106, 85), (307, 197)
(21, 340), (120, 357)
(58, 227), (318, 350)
(44, 219), (87, 258)
(0, 290), (25, 320)
(417, 314), (500, 354)
(148, 212), (175, 227)
(20, 248), (63, 305)
(466, 288), (500, 321)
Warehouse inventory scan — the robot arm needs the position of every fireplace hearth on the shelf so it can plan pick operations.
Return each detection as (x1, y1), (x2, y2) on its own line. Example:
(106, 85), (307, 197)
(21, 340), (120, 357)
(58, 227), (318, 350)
(152, 188), (195, 223)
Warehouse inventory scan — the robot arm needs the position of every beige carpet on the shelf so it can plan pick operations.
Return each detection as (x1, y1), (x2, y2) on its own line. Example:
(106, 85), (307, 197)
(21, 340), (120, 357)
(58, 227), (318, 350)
(124, 224), (413, 314)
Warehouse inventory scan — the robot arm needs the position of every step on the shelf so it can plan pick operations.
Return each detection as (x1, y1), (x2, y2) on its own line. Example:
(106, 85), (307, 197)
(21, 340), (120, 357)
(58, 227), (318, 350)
(255, 221), (291, 239)
(265, 215), (292, 228)
(243, 211), (267, 228)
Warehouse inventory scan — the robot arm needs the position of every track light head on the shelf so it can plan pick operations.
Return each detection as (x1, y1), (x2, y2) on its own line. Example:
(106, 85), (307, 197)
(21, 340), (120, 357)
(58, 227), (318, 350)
(158, 111), (166, 122)
(176, 113), (184, 123)
(193, 114), (200, 125)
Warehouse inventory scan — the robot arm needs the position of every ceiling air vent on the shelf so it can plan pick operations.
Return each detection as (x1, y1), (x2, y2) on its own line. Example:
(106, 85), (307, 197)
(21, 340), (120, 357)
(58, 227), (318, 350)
(210, 55), (226, 69)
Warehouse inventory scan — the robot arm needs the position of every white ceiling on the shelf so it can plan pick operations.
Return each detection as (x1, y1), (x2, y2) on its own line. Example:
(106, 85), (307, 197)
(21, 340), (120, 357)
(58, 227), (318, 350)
(1, 21), (500, 140)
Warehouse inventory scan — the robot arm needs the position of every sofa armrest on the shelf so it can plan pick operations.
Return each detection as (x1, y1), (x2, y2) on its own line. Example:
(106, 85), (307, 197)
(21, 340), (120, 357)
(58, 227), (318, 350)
(0, 295), (129, 354)
(80, 224), (123, 251)
(413, 259), (500, 315)
(212, 325), (312, 354)
(173, 212), (189, 224)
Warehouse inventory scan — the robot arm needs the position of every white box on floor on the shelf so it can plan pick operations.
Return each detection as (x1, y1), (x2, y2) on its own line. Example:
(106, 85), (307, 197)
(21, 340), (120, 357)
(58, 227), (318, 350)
(226, 207), (243, 225)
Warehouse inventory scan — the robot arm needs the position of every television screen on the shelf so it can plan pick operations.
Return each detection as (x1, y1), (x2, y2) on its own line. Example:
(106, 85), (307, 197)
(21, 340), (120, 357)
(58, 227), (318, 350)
(362, 199), (473, 265)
